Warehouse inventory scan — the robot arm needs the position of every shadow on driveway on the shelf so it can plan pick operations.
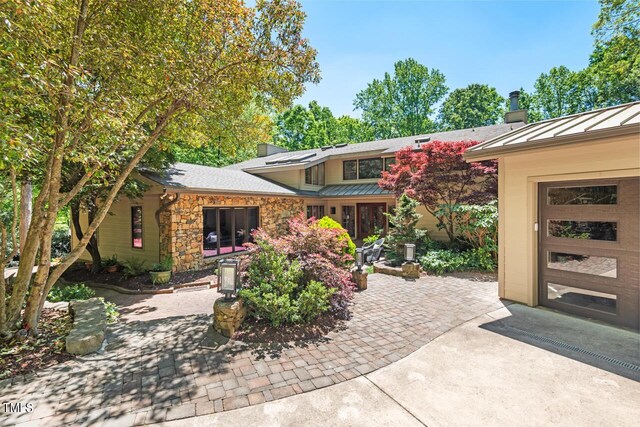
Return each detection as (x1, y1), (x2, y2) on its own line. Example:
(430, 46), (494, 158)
(480, 303), (640, 381)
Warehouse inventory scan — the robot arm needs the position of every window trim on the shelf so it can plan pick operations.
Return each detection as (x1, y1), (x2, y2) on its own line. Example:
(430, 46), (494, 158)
(131, 206), (143, 249)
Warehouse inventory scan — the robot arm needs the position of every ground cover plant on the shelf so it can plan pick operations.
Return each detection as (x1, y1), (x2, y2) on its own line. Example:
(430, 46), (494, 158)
(48, 283), (119, 323)
(239, 213), (355, 326)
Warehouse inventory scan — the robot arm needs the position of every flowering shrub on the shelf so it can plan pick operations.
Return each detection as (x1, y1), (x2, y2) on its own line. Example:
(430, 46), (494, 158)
(240, 213), (355, 323)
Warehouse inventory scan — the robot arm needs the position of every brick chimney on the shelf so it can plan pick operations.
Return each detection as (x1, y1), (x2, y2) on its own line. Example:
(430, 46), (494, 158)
(505, 90), (528, 124)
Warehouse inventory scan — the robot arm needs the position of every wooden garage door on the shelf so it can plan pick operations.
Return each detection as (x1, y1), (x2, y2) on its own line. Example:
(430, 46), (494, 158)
(538, 178), (639, 329)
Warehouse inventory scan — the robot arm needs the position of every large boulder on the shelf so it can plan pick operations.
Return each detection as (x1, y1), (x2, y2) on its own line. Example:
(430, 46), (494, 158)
(66, 298), (107, 355)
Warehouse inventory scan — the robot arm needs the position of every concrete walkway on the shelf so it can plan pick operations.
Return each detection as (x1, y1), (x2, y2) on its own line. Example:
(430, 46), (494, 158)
(160, 305), (640, 427)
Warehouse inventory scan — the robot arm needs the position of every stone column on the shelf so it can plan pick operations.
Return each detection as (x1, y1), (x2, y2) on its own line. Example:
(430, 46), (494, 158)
(213, 298), (246, 338)
(352, 269), (368, 291)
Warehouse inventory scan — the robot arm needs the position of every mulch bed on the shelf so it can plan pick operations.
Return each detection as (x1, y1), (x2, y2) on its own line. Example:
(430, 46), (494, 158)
(62, 266), (217, 291)
(0, 309), (74, 381)
(233, 313), (347, 344)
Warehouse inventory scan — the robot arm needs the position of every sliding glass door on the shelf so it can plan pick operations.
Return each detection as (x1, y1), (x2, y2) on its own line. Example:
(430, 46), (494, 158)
(203, 207), (259, 258)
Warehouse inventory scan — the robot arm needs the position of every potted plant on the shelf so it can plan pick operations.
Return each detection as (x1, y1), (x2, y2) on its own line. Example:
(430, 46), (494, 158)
(149, 256), (173, 284)
(102, 255), (120, 273)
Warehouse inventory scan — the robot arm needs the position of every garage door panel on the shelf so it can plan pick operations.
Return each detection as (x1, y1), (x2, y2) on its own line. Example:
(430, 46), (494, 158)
(539, 178), (639, 330)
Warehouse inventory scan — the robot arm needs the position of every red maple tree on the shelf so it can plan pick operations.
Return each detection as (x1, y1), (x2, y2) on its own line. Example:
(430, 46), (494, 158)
(379, 140), (497, 242)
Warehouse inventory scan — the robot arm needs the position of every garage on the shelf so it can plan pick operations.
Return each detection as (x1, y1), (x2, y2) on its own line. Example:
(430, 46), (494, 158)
(539, 178), (639, 329)
(464, 101), (640, 330)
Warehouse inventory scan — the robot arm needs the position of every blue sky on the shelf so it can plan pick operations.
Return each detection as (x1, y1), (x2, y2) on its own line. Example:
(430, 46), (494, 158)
(295, 0), (601, 117)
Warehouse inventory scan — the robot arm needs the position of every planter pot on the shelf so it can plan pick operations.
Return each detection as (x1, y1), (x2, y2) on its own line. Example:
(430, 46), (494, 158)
(105, 265), (119, 273)
(149, 270), (171, 284)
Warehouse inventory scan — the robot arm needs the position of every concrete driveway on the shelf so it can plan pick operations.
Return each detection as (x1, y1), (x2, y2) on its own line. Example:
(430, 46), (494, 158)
(161, 304), (640, 427)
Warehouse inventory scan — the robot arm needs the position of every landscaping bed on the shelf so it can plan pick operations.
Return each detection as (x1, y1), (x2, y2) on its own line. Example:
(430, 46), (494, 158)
(62, 265), (217, 291)
(233, 313), (345, 343)
(0, 309), (74, 380)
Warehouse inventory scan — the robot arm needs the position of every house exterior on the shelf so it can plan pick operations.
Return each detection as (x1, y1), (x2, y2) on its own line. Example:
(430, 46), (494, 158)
(72, 119), (525, 273)
(464, 101), (640, 329)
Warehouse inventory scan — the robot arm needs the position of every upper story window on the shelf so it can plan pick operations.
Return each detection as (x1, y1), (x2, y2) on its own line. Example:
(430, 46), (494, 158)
(131, 206), (143, 248)
(384, 157), (396, 172)
(344, 157), (395, 180)
(305, 163), (325, 185)
(359, 158), (383, 179)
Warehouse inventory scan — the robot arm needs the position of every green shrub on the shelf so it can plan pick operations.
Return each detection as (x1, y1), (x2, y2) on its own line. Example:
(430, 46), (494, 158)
(122, 257), (147, 278)
(317, 216), (356, 258)
(362, 234), (380, 245)
(452, 201), (498, 263)
(239, 241), (335, 326)
(419, 248), (496, 275)
(48, 283), (95, 302)
(419, 250), (466, 275)
(51, 226), (71, 258)
(150, 256), (172, 272)
(296, 280), (334, 323)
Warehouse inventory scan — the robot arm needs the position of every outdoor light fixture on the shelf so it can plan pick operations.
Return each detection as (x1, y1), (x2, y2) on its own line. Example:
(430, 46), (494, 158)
(355, 248), (364, 271)
(404, 243), (416, 263)
(218, 258), (239, 300)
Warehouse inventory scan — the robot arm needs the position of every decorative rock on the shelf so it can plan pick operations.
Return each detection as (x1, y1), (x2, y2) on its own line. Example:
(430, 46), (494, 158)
(401, 262), (421, 279)
(213, 298), (246, 338)
(351, 269), (368, 291)
(66, 298), (106, 355)
(373, 261), (421, 279)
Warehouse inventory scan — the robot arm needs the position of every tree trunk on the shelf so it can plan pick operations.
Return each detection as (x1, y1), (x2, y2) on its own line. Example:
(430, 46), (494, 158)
(71, 202), (101, 274)
(21, 0), (91, 335)
(19, 181), (32, 256)
(1, 171), (20, 336)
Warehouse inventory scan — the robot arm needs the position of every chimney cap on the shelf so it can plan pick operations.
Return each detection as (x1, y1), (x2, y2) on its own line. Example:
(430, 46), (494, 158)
(509, 90), (520, 98)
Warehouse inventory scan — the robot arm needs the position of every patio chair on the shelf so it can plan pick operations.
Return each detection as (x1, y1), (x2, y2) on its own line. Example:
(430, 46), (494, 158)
(362, 238), (385, 263)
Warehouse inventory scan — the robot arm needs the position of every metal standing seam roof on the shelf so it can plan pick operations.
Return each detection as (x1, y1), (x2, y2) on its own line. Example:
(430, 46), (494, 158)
(465, 102), (640, 160)
(318, 183), (392, 197)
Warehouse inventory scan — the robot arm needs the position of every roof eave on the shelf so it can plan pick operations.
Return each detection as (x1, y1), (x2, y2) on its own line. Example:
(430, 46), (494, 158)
(159, 185), (300, 197)
(463, 124), (640, 162)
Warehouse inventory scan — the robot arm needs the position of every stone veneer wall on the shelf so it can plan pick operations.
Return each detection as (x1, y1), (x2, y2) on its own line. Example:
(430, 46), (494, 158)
(159, 193), (304, 272)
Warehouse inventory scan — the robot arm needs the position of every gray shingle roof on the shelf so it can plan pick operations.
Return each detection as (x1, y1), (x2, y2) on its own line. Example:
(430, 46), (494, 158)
(142, 163), (298, 196)
(226, 122), (525, 171)
(318, 183), (392, 197)
(465, 102), (640, 160)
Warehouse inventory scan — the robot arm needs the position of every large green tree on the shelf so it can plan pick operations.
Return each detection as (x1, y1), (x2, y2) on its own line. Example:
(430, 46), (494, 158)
(354, 58), (448, 139)
(0, 0), (319, 336)
(438, 84), (505, 130)
(272, 101), (371, 150)
(589, 0), (640, 104)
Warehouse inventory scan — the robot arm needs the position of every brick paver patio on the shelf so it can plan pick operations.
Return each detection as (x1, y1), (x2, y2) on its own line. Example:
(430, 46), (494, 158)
(1, 273), (503, 426)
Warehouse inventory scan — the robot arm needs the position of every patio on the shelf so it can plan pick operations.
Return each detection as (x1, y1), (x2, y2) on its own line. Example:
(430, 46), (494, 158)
(1, 273), (503, 426)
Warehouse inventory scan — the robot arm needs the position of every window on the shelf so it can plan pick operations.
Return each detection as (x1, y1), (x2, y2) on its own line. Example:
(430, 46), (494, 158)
(343, 158), (385, 180)
(547, 220), (617, 241)
(384, 157), (396, 172)
(358, 158), (383, 179)
(343, 160), (357, 180)
(548, 185), (617, 205)
(203, 207), (259, 258)
(547, 282), (617, 315)
(131, 206), (143, 248)
(305, 163), (325, 185)
(547, 252), (617, 278)
(306, 205), (325, 219)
